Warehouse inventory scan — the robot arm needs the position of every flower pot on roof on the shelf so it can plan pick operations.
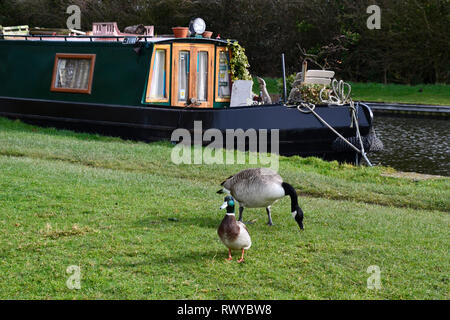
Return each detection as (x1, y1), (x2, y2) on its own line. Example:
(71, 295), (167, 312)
(202, 31), (213, 38)
(172, 27), (189, 38)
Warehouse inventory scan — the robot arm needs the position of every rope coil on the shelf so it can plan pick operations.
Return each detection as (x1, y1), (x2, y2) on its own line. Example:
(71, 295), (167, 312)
(319, 79), (352, 105)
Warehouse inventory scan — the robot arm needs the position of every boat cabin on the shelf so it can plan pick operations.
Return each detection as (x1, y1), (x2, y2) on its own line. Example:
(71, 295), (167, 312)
(145, 39), (231, 108)
(0, 21), (232, 109)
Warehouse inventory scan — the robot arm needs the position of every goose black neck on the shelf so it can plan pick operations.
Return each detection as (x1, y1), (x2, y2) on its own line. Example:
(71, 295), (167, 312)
(282, 182), (299, 212)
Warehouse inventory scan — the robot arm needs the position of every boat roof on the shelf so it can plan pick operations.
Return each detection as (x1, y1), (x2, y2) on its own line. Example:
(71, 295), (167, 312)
(0, 34), (231, 45)
(1, 22), (232, 45)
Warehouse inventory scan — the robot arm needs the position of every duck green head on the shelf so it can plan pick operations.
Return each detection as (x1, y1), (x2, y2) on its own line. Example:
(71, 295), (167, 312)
(220, 195), (235, 213)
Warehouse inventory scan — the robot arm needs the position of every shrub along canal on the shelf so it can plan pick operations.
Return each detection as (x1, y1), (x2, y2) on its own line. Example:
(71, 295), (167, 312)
(370, 115), (449, 176)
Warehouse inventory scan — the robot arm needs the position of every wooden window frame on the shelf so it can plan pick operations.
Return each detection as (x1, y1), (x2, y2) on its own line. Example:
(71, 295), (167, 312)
(215, 46), (231, 103)
(50, 53), (96, 94)
(171, 43), (214, 108)
(145, 44), (171, 103)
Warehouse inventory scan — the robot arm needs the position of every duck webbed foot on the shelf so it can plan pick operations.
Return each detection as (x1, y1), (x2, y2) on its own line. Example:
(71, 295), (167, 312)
(226, 248), (233, 261)
(237, 249), (245, 263)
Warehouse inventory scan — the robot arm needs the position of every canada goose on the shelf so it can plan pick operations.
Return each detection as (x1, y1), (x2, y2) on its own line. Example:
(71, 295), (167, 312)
(217, 168), (304, 230)
(218, 196), (251, 263)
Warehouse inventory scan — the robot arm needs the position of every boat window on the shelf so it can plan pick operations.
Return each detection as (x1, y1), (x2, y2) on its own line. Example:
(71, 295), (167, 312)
(178, 51), (190, 101)
(51, 54), (96, 94)
(145, 44), (170, 103)
(216, 48), (231, 101)
(149, 50), (166, 99)
(171, 43), (214, 108)
(197, 51), (208, 101)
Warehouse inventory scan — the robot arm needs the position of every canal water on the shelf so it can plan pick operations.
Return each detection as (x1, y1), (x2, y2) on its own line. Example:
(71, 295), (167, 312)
(369, 115), (449, 176)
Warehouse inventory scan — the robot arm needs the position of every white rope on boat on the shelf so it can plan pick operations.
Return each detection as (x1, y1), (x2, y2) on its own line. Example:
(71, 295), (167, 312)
(320, 79), (351, 105)
(348, 101), (373, 166)
(297, 103), (360, 154)
(296, 79), (373, 167)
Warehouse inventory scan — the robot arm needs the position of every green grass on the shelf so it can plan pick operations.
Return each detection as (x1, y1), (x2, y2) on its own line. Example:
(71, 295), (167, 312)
(253, 77), (450, 106)
(349, 82), (450, 106)
(253, 77), (280, 97)
(0, 117), (449, 299)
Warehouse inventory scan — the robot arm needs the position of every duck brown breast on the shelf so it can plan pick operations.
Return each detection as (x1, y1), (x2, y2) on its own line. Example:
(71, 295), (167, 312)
(218, 216), (240, 242)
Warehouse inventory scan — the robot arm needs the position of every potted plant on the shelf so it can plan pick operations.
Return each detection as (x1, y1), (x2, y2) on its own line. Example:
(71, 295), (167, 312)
(172, 27), (189, 38)
(202, 31), (213, 38)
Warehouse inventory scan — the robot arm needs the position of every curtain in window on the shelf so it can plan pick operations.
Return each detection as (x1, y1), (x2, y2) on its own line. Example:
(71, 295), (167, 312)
(197, 51), (208, 101)
(56, 58), (91, 90)
(218, 51), (230, 98)
(149, 50), (166, 99)
(178, 51), (189, 101)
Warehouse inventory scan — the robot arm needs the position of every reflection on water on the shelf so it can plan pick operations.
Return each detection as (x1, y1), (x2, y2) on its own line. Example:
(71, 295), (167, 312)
(370, 115), (450, 176)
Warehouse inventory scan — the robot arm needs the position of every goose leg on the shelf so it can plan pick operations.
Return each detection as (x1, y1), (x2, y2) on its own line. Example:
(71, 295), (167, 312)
(238, 205), (244, 222)
(266, 206), (274, 226)
(226, 248), (232, 261)
(237, 248), (245, 263)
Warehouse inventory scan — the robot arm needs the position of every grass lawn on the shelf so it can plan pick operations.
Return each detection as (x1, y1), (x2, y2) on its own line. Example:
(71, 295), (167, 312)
(253, 77), (450, 106)
(0, 117), (449, 299)
(349, 83), (450, 106)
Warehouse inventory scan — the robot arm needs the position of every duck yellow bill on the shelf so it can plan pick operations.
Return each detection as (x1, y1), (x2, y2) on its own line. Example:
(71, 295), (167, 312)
(220, 202), (228, 210)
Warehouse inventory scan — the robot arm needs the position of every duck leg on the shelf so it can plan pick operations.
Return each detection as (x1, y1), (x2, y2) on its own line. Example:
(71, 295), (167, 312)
(266, 206), (274, 226)
(238, 205), (244, 222)
(226, 248), (233, 261)
(237, 249), (245, 263)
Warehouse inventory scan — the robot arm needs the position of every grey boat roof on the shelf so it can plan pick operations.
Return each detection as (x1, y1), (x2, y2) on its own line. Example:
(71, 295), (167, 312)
(0, 34), (231, 45)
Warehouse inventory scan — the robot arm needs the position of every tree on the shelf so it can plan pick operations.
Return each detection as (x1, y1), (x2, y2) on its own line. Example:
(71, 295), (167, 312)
(0, 0), (448, 83)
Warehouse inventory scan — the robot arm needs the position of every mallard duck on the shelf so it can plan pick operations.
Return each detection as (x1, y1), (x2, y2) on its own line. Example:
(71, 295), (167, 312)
(217, 168), (304, 229)
(217, 196), (251, 263)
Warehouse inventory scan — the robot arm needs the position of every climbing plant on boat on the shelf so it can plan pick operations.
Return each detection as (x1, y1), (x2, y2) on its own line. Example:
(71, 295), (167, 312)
(288, 83), (331, 105)
(298, 84), (330, 104)
(227, 40), (252, 81)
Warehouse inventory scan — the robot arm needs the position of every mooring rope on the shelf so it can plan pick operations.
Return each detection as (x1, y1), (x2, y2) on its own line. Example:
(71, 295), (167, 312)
(297, 103), (360, 154)
(348, 101), (373, 166)
(295, 79), (373, 166)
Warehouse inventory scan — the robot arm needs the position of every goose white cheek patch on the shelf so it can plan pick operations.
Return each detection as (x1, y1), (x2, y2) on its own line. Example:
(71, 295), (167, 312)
(291, 210), (297, 218)
(222, 188), (231, 194)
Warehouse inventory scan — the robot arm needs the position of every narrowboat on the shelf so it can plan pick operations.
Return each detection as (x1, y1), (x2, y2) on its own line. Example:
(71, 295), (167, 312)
(0, 20), (379, 163)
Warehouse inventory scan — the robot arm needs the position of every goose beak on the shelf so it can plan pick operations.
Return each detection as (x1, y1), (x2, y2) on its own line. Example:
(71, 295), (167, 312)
(220, 202), (228, 210)
(294, 208), (304, 230)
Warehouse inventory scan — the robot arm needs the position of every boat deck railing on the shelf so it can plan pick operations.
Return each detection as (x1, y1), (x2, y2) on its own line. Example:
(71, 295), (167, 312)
(0, 34), (175, 42)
